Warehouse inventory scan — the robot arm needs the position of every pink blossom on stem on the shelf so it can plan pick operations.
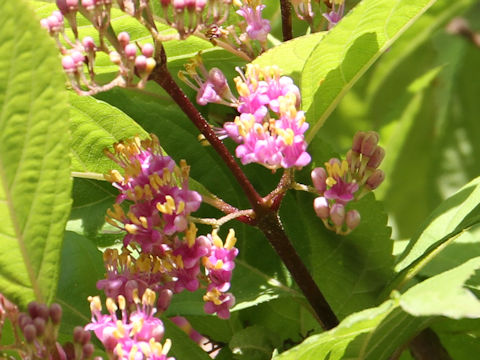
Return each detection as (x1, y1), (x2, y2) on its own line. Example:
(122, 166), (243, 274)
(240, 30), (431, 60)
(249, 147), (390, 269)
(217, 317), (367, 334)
(236, 3), (271, 43)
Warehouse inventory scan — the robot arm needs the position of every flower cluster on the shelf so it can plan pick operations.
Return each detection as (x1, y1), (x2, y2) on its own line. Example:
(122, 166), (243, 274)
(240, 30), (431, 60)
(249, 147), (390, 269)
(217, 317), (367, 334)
(182, 62), (311, 170)
(40, 2), (156, 95)
(290, 0), (346, 30)
(311, 131), (385, 234)
(235, 0), (271, 44)
(86, 290), (174, 360)
(160, 0), (232, 39)
(104, 135), (202, 252)
(100, 134), (238, 313)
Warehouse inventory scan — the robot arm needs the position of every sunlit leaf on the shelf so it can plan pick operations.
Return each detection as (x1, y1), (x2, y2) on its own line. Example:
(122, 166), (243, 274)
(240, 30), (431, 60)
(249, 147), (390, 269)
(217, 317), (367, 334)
(0, 0), (71, 306)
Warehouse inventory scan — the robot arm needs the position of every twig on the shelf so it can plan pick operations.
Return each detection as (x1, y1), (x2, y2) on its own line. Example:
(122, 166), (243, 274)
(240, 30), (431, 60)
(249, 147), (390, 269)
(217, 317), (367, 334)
(446, 17), (480, 48)
(280, 0), (293, 41)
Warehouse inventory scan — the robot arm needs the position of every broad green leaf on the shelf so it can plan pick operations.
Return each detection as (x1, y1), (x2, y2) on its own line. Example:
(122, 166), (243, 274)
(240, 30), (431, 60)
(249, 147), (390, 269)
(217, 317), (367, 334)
(302, 0), (437, 141)
(70, 94), (147, 174)
(0, 0), (71, 306)
(253, 32), (325, 84)
(281, 191), (393, 319)
(55, 231), (104, 341)
(389, 176), (480, 293)
(229, 325), (276, 360)
(275, 258), (480, 359)
(400, 257), (480, 319)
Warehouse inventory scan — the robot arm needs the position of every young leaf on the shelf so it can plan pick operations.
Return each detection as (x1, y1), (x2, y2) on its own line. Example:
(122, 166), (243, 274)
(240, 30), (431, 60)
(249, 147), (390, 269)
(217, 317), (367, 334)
(0, 0), (71, 307)
(302, 0), (438, 140)
(70, 94), (147, 175)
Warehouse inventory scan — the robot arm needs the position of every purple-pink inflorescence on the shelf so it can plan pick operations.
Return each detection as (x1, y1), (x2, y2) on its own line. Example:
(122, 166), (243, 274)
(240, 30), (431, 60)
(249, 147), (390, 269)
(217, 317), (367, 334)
(236, 1), (271, 43)
(100, 135), (239, 319)
(225, 64), (310, 170)
(311, 131), (385, 235)
(85, 290), (174, 360)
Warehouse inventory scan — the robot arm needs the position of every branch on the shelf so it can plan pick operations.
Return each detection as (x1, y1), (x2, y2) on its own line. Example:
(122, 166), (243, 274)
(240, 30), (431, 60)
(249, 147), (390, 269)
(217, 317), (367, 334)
(408, 328), (452, 360)
(280, 0), (293, 41)
(446, 17), (480, 48)
(149, 46), (263, 210)
(257, 211), (339, 330)
(150, 45), (339, 330)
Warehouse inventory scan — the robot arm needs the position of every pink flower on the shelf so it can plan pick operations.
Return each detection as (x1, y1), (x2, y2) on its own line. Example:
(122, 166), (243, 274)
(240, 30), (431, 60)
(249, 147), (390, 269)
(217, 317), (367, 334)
(85, 290), (174, 360)
(236, 4), (271, 43)
(224, 65), (311, 170)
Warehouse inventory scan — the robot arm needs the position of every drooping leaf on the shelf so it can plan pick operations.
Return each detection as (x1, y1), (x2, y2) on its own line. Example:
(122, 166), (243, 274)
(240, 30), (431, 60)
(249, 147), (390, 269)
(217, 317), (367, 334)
(302, 0), (438, 140)
(0, 0), (71, 306)
(275, 257), (480, 359)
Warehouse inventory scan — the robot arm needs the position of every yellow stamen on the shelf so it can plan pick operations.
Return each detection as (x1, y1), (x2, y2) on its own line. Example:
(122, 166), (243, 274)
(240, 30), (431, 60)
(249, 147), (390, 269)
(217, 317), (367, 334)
(225, 229), (237, 249)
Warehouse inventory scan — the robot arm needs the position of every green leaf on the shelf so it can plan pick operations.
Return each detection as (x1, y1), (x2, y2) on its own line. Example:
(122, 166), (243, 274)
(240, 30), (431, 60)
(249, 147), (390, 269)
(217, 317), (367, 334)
(388, 176), (480, 292)
(0, 0), (71, 306)
(400, 257), (480, 319)
(253, 32), (325, 84)
(229, 325), (276, 360)
(55, 231), (105, 341)
(281, 191), (393, 319)
(275, 258), (480, 359)
(163, 317), (212, 360)
(69, 94), (147, 174)
(302, 0), (438, 141)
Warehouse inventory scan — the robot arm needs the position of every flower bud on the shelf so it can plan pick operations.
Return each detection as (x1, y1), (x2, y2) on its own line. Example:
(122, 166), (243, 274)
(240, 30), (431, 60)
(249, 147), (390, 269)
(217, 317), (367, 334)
(18, 313), (32, 331)
(157, 289), (173, 313)
(49, 303), (62, 325)
(54, 342), (67, 360)
(330, 203), (345, 226)
(367, 146), (385, 169)
(352, 131), (365, 153)
(174, 0), (185, 10)
(135, 55), (147, 72)
(73, 326), (85, 344)
(52, 10), (64, 23)
(196, 0), (206, 11)
(124, 43), (137, 59)
(81, 0), (95, 10)
(109, 51), (121, 65)
(117, 31), (130, 47)
(360, 131), (379, 157)
(209, 68), (230, 96)
(311, 167), (327, 193)
(70, 50), (85, 66)
(27, 302), (39, 319)
(346, 209), (361, 231)
(141, 43), (154, 58)
(62, 55), (76, 72)
(33, 317), (46, 337)
(83, 343), (95, 358)
(23, 324), (37, 343)
(366, 169), (385, 190)
(313, 197), (329, 219)
(82, 36), (96, 52)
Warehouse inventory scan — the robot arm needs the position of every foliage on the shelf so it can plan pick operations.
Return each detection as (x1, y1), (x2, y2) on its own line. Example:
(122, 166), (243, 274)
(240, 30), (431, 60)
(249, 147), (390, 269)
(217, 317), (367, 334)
(1, 0), (480, 359)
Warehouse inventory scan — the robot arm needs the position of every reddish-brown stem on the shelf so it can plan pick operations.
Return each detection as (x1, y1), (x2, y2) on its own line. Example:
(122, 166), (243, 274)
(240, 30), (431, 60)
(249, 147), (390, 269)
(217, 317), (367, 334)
(280, 0), (293, 41)
(150, 48), (263, 211)
(150, 46), (339, 329)
(257, 211), (339, 329)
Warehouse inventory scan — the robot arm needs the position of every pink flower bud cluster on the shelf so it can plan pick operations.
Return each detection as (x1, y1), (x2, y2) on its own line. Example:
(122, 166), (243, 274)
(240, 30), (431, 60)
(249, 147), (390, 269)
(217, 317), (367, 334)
(40, 3), (156, 95)
(160, 0), (231, 39)
(323, 0), (346, 30)
(236, 1), (271, 43)
(311, 131), (385, 235)
(181, 62), (311, 169)
(225, 64), (311, 170)
(202, 229), (238, 319)
(104, 135), (202, 252)
(101, 135), (238, 319)
(85, 290), (174, 360)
